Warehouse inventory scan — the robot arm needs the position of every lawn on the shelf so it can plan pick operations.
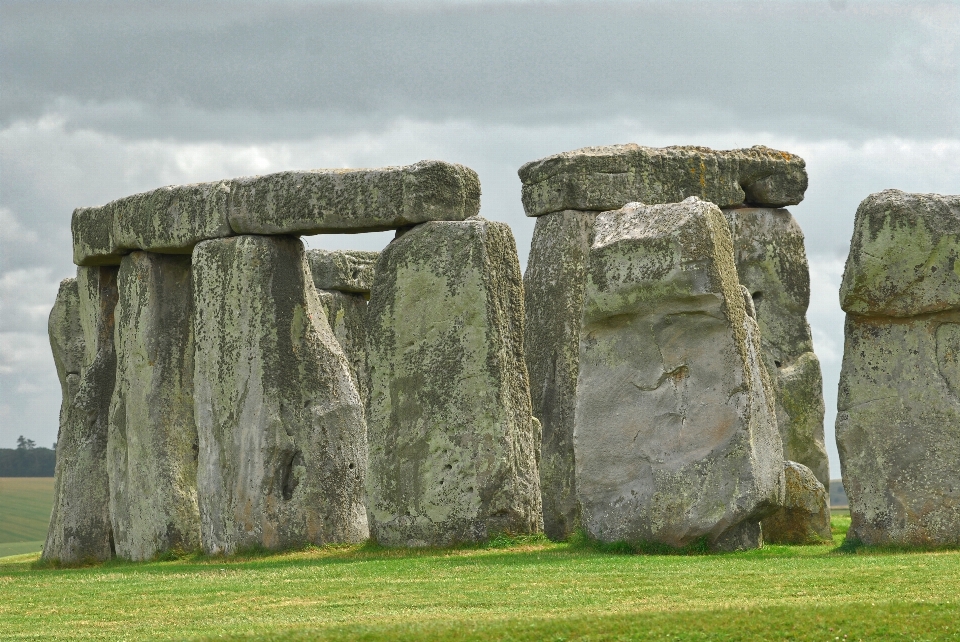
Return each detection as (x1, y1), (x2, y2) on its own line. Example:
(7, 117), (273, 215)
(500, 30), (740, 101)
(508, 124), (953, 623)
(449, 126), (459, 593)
(0, 477), (54, 556)
(1, 513), (958, 641)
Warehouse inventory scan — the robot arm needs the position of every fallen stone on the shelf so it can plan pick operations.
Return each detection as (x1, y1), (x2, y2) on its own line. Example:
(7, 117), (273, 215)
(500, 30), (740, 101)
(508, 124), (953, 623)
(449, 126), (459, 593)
(43, 266), (119, 564)
(723, 207), (828, 487)
(837, 190), (960, 547)
(761, 461), (832, 544)
(574, 198), (784, 550)
(523, 209), (596, 541)
(316, 289), (370, 409)
(72, 205), (124, 266)
(193, 234), (368, 555)
(108, 252), (201, 561)
(366, 217), (542, 546)
(840, 190), (960, 317)
(112, 181), (233, 254)
(306, 249), (379, 294)
(518, 145), (807, 217)
(228, 161), (481, 235)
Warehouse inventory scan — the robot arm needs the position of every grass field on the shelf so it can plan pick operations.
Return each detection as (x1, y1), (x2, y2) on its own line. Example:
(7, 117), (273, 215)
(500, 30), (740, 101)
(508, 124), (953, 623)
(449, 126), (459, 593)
(1, 513), (958, 641)
(0, 478), (53, 551)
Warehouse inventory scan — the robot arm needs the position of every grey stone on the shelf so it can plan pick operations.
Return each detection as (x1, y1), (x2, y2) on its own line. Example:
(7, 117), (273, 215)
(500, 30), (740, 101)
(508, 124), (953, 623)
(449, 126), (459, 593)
(112, 181), (233, 254)
(72, 205), (124, 266)
(193, 235), (368, 555)
(723, 207), (828, 487)
(523, 209), (596, 541)
(366, 217), (542, 547)
(48, 278), (85, 400)
(840, 190), (960, 317)
(518, 145), (808, 217)
(574, 198), (784, 550)
(307, 249), (379, 294)
(43, 266), (119, 564)
(228, 161), (481, 235)
(761, 461), (832, 544)
(316, 289), (369, 409)
(108, 252), (201, 561)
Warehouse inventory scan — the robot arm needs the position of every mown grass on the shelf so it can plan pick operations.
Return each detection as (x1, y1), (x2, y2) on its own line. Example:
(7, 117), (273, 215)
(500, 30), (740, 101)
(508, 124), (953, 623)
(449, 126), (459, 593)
(0, 477), (54, 545)
(1, 512), (959, 641)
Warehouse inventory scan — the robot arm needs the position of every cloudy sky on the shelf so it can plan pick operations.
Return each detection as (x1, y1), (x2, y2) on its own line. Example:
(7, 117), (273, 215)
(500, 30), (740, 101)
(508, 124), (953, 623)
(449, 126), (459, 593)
(2, 1), (958, 476)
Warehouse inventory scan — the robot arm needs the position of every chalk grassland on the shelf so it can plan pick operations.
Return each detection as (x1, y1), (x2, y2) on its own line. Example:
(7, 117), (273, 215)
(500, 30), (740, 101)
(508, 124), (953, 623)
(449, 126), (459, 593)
(0, 515), (958, 641)
(0, 478), (54, 556)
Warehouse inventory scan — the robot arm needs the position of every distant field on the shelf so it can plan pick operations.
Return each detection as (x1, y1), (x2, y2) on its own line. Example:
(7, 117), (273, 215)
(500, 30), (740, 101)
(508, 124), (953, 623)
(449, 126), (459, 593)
(1, 514), (959, 641)
(0, 477), (54, 546)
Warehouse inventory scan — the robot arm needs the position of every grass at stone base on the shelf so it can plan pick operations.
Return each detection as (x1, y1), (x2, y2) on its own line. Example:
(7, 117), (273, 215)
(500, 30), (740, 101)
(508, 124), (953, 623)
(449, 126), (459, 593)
(1, 514), (958, 642)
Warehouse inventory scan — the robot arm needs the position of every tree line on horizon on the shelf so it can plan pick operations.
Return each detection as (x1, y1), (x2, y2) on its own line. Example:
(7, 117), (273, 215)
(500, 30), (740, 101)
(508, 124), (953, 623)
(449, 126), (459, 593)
(0, 436), (56, 476)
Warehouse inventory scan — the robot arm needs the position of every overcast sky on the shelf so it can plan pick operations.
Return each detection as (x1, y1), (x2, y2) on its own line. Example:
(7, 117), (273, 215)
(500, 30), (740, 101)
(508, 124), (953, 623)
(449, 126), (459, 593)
(1, 1), (958, 477)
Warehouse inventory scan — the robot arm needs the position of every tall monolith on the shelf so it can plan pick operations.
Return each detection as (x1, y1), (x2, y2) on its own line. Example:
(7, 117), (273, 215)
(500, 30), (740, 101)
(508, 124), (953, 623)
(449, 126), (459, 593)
(366, 218), (543, 546)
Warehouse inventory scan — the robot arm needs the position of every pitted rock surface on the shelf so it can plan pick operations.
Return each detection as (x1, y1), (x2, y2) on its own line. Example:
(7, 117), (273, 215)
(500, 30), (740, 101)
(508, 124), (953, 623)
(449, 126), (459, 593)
(574, 198), (784, 550)
(43, 266), (118, 564)
(108, 252), (201, 561)
(193, 235), (368, 555)
(366, 217), (542, 547)
(519, 145), (807, 217)
(761, 461), (832, 544)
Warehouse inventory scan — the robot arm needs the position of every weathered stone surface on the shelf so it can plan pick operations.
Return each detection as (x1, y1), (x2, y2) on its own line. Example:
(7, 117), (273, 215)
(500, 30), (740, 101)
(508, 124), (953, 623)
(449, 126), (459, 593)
(316, 289), (369, 408)
(523, 210), (596, 541)
(112, 181), (233, 254)
(519, 145), (807, 217)
(841, 190), (960, 317)
(193, 235), (368, 555)
(366, 217), (542, 546)
(574, 198), (784, 549)
(762, 461), (832, 544)
(837, 313), (960, 546)
(307, 249), (379, 294)
(48, 278), (85, 399)
(43, 266), (119, 564)
(72, 205), (124, 266)
(723, 207), (828, 487)
(108, 252), (201, 561)
(228, 161), (481, 235)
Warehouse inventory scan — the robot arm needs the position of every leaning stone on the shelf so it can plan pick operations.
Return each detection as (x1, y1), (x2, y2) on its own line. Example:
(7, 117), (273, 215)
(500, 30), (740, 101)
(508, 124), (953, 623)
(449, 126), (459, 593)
(723, 207), (828, 487)
(72, 205), (124, 266)
(108, 252), (201, 561)
(112, 181), (233, 254)
(366, 217), (543, 547)
(840, 190), (960, 317)
(574, 198), (784, 550)
(228, 161), (481, 235)
(316, 289), (370, 409)
(761, 461), (832, 544)
(307, 249), (379, 294)
(193, 235), (368, 555)
(48, 278), (85, 399)
(523, 209), (596, 541)
(43, 266), (119, 564)
(518, 145), (807, 217)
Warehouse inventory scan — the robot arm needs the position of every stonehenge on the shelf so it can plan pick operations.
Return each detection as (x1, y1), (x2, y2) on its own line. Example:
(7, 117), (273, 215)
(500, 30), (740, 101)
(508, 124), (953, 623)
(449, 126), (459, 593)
(837, 190), (960, 547)
(761, 461), (832, 545)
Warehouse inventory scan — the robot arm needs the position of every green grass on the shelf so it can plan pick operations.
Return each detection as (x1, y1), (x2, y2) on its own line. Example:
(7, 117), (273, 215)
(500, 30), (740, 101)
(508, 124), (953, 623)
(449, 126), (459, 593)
(0, 478), (54, 545)
(1, 513), (958, 641)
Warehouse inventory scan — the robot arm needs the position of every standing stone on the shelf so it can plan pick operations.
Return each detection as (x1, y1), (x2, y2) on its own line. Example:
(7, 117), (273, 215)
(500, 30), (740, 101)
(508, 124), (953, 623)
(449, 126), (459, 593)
(761, 461), (832, 544)
(366, 218), (543, 546)
(193, 235), (368, 555)
(523, 210), (595, 541)
(723, 207), (828, 486)
(837, 190), (960, 546)
(108, 252), (201, 561)
(574, 198), (784, 550)
(43, 267), (119, 563)
(307, 249), (379, 294)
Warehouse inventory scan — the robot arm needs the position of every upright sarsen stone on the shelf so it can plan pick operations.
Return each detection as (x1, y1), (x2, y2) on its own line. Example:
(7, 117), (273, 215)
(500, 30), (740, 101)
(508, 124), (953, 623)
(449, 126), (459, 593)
(366, 218), (542, 546)
(316, 290), (370, 409)
(43, 267), (119, 564)
(574, 198), (784, 550)
(523, 210), (595, 541)
(193, 235), (368, 555)
(837, 190), (960, 547)
(108, 252), (201, 561)
(723, 207), (828, 487)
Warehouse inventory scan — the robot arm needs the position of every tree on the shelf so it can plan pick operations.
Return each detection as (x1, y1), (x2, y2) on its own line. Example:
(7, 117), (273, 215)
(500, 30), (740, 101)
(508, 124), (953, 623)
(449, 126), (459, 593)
(16, 436), (36, 451)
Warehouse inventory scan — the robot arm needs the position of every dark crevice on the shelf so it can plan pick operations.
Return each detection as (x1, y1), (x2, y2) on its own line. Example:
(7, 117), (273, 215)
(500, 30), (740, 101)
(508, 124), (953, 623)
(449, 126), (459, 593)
(281, 450), (304, 501)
